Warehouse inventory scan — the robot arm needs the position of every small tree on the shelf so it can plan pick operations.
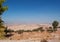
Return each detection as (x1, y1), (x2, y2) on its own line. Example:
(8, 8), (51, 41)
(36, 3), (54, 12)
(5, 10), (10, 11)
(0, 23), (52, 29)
(52, 20), (59, 32)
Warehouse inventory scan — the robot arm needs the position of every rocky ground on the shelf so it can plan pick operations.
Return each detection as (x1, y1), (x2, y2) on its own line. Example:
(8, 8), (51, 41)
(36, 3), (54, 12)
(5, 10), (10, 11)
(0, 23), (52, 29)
(8, 30), (60, 40)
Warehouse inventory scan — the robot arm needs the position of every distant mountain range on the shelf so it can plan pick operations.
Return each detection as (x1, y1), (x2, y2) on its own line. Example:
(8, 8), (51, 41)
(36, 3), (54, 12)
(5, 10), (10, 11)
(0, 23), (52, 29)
(7, 24), (52, 31)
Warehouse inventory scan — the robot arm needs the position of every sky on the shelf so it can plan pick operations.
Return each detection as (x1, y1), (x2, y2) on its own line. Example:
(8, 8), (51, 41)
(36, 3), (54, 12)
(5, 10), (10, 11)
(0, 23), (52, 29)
(2, 0), (60, 24)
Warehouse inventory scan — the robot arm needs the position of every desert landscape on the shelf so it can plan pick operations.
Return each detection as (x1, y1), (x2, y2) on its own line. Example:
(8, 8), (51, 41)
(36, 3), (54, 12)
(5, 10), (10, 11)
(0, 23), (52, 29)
(4, 24), (60, 42)
(0, 0), (60, 42)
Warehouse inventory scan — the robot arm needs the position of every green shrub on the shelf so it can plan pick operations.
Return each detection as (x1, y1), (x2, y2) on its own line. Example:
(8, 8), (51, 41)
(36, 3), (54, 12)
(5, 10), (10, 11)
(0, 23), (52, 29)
(47, 27), (53, 33)
(16, 30), (24, 34)
(24, 30), (32, 32)
(32, 27), (44, 32)
(32, 29), (38, 31)
(38, 27), (44, 32)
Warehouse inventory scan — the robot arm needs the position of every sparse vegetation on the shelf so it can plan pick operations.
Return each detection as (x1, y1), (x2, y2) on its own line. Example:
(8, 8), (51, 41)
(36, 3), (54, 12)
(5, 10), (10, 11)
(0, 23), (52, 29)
(32, 28), (38, 31)
(32, 27), (44, 32)
(47, 27), (53, 33)
(4, 27), (14, 35)
(4, 27), (14, 38)
(16, 27), (45, 34)
(38, 27), (44, 32)
(24, 30), (32, 32)
(16, 30), (25, 34)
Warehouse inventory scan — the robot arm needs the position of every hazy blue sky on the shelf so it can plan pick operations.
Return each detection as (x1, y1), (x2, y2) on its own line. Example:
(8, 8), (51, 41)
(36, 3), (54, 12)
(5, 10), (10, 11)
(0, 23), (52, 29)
(2, 0), (60, 24)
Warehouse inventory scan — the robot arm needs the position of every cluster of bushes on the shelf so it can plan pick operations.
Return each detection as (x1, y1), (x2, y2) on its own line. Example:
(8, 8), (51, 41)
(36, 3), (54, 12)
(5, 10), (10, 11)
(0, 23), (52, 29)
(4, 28), (14, 34)
(32, 27), (44, 32)
(15, 27), (45, 34)
(15, 30), (25, 34)
(15, 30), (32, 34)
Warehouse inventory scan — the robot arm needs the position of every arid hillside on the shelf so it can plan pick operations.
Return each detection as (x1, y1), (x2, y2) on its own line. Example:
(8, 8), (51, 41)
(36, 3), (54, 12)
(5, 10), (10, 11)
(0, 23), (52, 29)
(6, 24), (60, 41)
(8, 29), (60, 40)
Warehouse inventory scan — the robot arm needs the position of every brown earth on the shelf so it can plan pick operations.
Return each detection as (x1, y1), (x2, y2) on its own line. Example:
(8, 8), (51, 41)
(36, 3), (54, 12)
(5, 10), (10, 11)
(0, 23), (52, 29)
(8, 30), (60, 40)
